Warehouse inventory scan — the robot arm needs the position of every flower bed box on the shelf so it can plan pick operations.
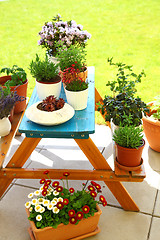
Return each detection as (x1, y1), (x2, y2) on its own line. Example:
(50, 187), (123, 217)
(26, 205), (102, 240)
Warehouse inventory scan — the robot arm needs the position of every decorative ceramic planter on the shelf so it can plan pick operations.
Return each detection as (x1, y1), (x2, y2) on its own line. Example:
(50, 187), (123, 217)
(26, 205), (102, 240)
(115, 139), (145, 168)
(0, 76), (28, 113)
(65, 88), (88, 110)
(0, 117), (11, 137)
(36, 78), (62, 100)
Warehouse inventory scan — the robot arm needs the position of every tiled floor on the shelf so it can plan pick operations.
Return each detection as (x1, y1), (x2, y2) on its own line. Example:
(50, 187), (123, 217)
(0, 124), (160, 240)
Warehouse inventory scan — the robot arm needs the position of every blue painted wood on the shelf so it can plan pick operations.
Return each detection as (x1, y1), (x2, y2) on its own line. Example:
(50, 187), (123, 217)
(19, 68), (95, 139)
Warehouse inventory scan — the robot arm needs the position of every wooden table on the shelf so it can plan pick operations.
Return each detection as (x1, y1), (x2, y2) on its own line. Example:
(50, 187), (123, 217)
(0, 67), (145, 211)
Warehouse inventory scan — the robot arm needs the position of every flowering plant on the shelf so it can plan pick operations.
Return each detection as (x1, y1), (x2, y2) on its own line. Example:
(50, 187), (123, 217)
(25, 171), (107, 229)
(0, 86), (21, 119)
(38, 14), (91, 56)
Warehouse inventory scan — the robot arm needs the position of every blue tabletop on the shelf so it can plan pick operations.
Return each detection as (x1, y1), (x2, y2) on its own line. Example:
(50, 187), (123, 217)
(19, 67), (95, 139)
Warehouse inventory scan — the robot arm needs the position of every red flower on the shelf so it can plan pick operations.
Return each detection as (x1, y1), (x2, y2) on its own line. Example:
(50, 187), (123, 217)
(56, 201), (64, 210)
(56, 186), (63, 192)
(91, 181), (97, 186)
(75, 61), (77, 64)
(68, 209), (75, 217)
(46, 180), (51, 185)
(76, 211), (84, 220)
(52, 181), (59, 187)
(63, 198), (69, 205)
(72, 64), (75, 67)
(69, 188), (75, 193)
(90, 190), (97, 198)
(88, 185), (95, 191)
(69, 216), (77, 224)
(43, 170), (49, 175)
(39, 179), (46, 184)
(102, 200), (107, 207)
(95, 184), (101, 191)
(99, 195), (106, 203)
(42, 190), (47, 196)
(63, 172), (70, 177)
(82, 205), (90, 214)
(43, 184), (49, 190)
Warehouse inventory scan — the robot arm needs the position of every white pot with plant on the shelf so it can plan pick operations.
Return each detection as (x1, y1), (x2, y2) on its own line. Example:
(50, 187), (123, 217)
(29, 54), (62, 100)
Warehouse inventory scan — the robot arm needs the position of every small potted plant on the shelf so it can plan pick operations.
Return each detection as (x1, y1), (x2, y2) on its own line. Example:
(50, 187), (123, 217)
(0, 86), (21, 136)
(38, 14), (91, 58)
(25, 95), (75, 126)
(97, 58), (149, 128)
(112, 125), (145, 170)
(29, 54), (62, 100)
(25, 171), (107, 240)
(65, 78), (89, 110)
(56, 45), (88, 82)
(0, 65), (28, 113)
(142, 95), (160, 152)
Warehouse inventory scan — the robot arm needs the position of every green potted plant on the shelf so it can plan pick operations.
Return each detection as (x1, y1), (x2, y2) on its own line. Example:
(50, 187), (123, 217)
(112, 125), (145, 170)
(38, 14), (91, 57)
(0, 86), (21, 136)
(0, 65), (28, 113)
(56, 44), (88, 83)
(142, 95), (160, 152)
(25, 171), (107, 240)
(29, 54), (62, 100)
(97, 58), (149, 127)
(64, 77), (89, 110)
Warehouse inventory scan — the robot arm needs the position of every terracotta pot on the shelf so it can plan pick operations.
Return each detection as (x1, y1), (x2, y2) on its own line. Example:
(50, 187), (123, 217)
(0, 75), (28, 113)
(60, 69), (88, 83)
(115, 139), (145, 167)
(26, 205), (102, 240)
(65, 87), (88, 110)
(35, 77), (62, 100)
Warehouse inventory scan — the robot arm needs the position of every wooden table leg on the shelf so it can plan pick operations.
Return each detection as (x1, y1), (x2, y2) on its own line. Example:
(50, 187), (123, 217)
(0, 137), (41, 198)
(75, 137), (139, 211)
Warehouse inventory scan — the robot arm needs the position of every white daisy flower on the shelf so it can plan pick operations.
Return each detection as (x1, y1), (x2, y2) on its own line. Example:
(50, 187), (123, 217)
(47, 203), (54, 210)
(34, 190), (41, 196)
(46, 190), (51, 196)
(48, 187), (53, 192)
(36, 215), (42, 221)
(29, 207), (33, 212)
(43, 200), (50, 206)
(40, 186), (44, 192)
(28, 193), (34, 198)
(51, 199), (57, 206)
(53, 190), (59, 196)
(53, 207), (59, 214)
(57, 197), (63, 202)
(39, 207), (45, 213)
(38, 198), (44, 204)
(35, 205), (42, 212)
(32, 199), (38, 205)
(25, 201), (31, 209)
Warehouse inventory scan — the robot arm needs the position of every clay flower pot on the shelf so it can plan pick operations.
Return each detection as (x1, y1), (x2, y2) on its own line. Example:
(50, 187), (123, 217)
(26, 205), (102, 240)
(61, 69), (88, 83)
(0, 75), (28, 113)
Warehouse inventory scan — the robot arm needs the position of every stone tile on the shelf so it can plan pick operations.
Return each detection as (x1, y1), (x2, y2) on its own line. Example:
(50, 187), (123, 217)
(149, 217), (160, 240)
(153, 190), (160, 217)
(87, 206), (151, 240)
(0, 185), (33, 240)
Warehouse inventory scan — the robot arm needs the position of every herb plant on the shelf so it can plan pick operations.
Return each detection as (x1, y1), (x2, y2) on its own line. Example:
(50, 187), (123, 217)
(112, 125), (143, 149)
(25, 171), (107, 229)
(0, 65), (27, 86)
(65, 79), (88, 92)
(29, 54), (60, 82)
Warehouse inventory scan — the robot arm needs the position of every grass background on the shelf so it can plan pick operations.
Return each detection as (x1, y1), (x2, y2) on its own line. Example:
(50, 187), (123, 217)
(0, 0), (160, 124)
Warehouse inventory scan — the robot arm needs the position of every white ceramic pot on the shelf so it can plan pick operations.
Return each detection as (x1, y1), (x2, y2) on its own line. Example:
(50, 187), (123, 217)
(65, 88), (88, 110)
(36, 79), (62, 100)
(0, 117), (11, 137)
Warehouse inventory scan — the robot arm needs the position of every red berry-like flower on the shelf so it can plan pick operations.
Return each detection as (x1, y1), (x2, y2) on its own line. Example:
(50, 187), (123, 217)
(76, 211), (84, 220)
(40, 179), (46, 184)
(91, 181), (97, 186)
(88, 185), (95, 191)
(56, 201), (64, 210)
(72, 64), (75, 67)
(43, 170), (49, 175)
(63, 172), (70, 177)
(63, 198), (69, 205)
(82, 205), (90, 214)
(56, 186), (63, 192)
(99, 195), (106, 203)
(68, 209), (75, 217)
(69, 216), (77, 224)
(46, 180), (51, 185)
(69, 188), (75, 193)
(90, 190), (97, 198)
(75, 61), (77, 64)
(42, 190), (47, 196)
(102, 200), (107, 207)
(52, 181), (59, 187)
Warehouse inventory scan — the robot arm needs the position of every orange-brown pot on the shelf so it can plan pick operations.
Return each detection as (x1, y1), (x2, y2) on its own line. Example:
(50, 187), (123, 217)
(60, 69), (88, 83)
(115, 139), (145, 168)
(0, 75), (28, 113)
(26, 205), (102, 240)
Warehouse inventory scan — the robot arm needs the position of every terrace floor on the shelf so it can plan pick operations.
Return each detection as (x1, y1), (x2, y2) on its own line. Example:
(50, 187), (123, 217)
(0, 124), (160, 240)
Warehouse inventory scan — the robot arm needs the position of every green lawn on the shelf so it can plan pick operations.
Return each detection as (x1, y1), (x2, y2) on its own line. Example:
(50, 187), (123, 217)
(0, 0), (160, 124)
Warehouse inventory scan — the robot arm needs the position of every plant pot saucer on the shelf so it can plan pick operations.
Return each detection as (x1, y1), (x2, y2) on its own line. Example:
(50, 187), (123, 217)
(28, 226), (100, 240)
(115, 157), (143, 171)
